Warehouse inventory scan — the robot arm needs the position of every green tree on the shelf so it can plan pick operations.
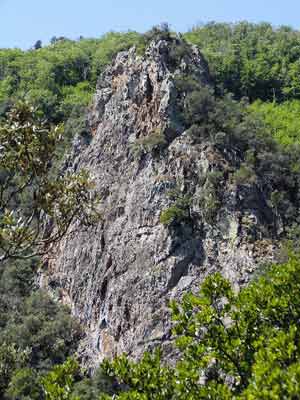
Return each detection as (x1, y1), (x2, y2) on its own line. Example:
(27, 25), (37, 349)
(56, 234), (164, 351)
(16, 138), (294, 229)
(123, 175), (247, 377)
(34, 40), (42, 50)
(41, 358), (79, 400)
(5, 367), (42, 400)
(0, 343), (29, 397)
(0, 256), (81, 397)
(0, 103), (100, 263)
(100, 255), (300, 399)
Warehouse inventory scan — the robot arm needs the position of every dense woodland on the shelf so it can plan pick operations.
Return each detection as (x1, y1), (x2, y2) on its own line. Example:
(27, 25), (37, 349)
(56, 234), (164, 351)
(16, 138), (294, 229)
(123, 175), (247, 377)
(1, 22), (300, 398)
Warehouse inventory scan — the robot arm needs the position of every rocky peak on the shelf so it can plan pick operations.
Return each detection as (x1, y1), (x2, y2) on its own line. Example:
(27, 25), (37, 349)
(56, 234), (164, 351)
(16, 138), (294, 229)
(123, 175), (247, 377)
(41, 38), (278, 367)
(88, 37), (209, 142)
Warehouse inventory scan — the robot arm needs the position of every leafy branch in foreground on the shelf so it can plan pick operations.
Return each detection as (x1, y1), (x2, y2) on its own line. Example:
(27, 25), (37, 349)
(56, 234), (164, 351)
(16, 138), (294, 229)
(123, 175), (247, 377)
(0, 103), (100, 263)
(99, 255), (300, 399)
(41, 358), (80, 400)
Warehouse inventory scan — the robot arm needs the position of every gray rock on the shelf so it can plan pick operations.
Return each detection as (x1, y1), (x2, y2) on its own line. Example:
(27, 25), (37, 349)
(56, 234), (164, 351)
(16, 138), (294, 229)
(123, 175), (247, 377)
(41, 38), (278, 367)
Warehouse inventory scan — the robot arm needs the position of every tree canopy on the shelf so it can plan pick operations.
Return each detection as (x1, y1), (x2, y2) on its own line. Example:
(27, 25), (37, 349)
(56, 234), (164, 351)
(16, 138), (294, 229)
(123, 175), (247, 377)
(185, 22), (300, 102)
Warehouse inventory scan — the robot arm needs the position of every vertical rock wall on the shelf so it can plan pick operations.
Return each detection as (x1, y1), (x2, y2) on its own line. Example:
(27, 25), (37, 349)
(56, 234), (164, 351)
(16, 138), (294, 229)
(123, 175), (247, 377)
(41, 39), (277, 366)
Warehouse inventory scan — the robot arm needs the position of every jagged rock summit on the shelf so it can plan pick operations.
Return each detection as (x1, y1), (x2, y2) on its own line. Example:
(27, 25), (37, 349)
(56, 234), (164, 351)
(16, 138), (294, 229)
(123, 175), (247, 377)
(42, 37), (277, 366)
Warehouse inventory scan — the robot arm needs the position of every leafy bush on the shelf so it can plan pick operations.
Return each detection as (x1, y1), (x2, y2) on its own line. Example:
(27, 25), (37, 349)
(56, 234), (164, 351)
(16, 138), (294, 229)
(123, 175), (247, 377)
(1, 291), (82, 371)
(173, 63), (300, 232)
(71, 367), (116, 400)
(6, 368), (42, 400)
(0, 343), (29, 397)
(160, 187), (192, 226)
(143, 23), (173, 44)
(130, 128), (167, 157)
(232, 164), (257, 185)
(160, 205), (188, 226)
(183, 85), (215, 126)
(99, 255), (300, 399)
(198, 171), (223, 224)
(41, 358), (79, 400)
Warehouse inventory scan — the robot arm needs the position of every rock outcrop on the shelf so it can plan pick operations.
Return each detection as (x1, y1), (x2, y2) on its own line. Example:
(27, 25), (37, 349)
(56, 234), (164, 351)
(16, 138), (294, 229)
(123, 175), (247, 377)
(41, 38), (279, 366)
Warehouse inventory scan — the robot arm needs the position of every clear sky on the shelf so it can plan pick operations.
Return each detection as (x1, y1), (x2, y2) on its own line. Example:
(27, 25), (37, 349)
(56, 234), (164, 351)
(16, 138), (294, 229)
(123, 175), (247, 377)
(1, 0), (300, 49)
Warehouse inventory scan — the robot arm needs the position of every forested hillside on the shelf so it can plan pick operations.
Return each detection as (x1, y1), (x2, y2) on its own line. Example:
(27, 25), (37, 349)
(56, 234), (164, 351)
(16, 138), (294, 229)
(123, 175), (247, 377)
(1, 22), (300, 399)
(2, 22), (300, 141)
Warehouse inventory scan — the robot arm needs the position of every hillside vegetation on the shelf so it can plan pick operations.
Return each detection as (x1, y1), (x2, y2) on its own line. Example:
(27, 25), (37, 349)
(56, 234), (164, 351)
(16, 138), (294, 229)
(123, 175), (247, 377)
(1, 22), (300, 399)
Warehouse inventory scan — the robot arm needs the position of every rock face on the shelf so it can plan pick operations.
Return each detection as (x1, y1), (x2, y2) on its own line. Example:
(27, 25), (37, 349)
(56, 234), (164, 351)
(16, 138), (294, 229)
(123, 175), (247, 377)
(41, 38), (278, 366)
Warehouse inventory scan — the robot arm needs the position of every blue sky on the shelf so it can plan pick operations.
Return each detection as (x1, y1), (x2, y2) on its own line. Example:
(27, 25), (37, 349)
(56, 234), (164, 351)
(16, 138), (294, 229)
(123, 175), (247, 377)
(1, 0), (300, 49)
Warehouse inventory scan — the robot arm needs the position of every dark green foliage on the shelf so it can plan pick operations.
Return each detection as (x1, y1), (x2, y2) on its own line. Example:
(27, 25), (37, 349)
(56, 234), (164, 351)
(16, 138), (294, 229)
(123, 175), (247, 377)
(143, 23), (173, 44)
(199, 171), (223, 224)
(142, 24), (192, 71)
(232, 164), (257, 185)
(6, 368), (43, 400)
(0, 103), (93, 392)
(0, 259), (82, 398)
(71, 367), (116, 399)
(0, 259), (36, 329)
(101, 350), (174, 400)
(100, 255), (300, 399)
(160, 204), (189, 226)
(160, 187), (192, 226)
(130, 128), (167, 157)
(0, 103), (100, 262)
(1, 291), (82, 371)
(185, 22), (300, 102)
(0, 343), (29, 397)
(174, 72), (248, 146)
(34, 40), (42, 50)
(184, 85), (215, 126)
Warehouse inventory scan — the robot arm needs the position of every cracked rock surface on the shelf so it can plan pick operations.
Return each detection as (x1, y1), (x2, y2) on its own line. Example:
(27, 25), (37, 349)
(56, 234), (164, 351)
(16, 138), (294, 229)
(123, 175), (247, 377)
(41, 39), (278, 366)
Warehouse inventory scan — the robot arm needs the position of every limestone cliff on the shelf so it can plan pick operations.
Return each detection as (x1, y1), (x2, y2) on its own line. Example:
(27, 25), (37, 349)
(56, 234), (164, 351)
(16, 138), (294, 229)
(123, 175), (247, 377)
(41, 38), (279, 366)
